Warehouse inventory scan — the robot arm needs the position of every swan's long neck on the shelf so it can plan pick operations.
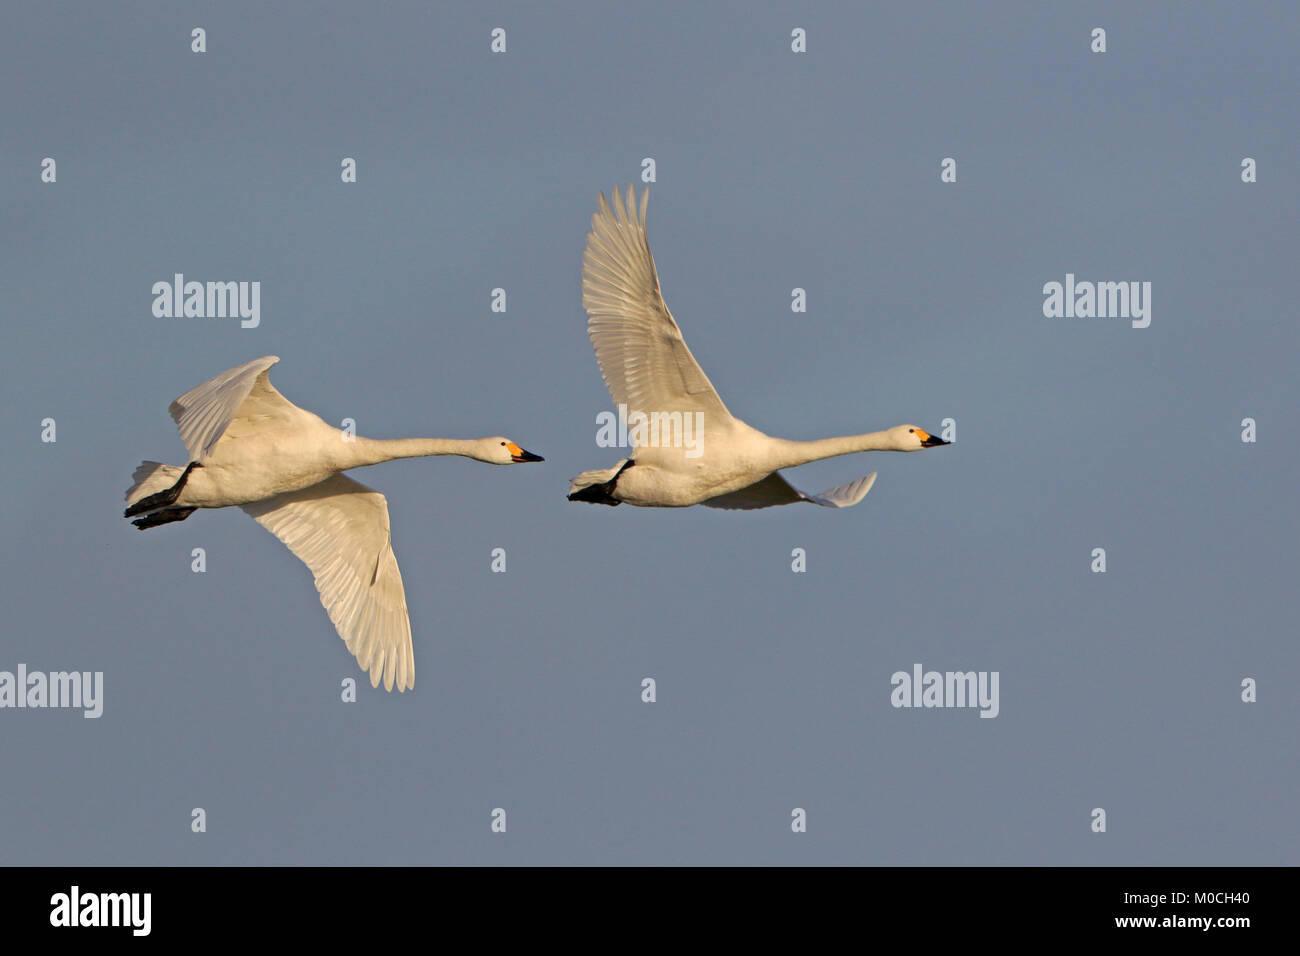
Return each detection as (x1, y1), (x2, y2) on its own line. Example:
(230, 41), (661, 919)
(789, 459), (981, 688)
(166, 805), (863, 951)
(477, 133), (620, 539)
(768, 430), (897, 470)
(344, 437), (483, 468)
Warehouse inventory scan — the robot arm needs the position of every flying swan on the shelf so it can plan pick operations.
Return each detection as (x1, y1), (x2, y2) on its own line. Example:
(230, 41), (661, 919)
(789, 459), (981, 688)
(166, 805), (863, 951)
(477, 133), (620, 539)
(569, 185), (949, 510)
(124, 355), (544, 691)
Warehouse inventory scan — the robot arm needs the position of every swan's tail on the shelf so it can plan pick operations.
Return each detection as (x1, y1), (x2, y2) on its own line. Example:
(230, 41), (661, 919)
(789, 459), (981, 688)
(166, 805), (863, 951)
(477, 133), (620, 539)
(567, 460), (629, 506)
(125, 461), (184, 506)
(124, 461), (202, 529)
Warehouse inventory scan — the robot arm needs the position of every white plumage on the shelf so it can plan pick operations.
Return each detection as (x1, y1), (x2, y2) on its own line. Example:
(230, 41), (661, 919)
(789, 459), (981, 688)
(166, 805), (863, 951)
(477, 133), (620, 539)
(571, 185), (949, 510)
(242, 474), (413, 693)
(125, 356), (543, 692)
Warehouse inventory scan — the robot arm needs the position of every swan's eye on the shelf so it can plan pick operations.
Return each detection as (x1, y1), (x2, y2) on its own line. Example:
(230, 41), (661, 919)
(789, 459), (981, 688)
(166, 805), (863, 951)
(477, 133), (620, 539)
(500, 441), (506, 446)
(908, 429), (914, 433)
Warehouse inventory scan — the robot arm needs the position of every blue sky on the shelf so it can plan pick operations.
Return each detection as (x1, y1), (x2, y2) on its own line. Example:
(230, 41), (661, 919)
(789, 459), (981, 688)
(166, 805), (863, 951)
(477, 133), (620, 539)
(1, 1), (1296, 864)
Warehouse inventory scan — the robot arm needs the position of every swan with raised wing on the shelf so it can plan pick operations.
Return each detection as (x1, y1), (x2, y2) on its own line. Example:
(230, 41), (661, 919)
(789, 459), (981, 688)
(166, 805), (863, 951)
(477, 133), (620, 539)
(124, 355), (543, 691)
(569, 185), (949, 510)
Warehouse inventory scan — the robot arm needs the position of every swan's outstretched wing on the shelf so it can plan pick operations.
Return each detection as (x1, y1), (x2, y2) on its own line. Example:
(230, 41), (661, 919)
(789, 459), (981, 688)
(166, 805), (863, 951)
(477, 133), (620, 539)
(168, 355), (296, 461)
(241, 474), (415, 692)
(583, 185), (735, 438)
(799, 472), (879, 508)
(703, 471), (878, 510)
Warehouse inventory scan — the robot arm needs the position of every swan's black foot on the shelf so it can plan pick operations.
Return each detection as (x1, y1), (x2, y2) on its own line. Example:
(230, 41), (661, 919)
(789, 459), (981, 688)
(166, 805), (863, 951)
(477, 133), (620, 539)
(131, 506), (197, 530)
(567, 483), (622, 506)
(566, 459), (633, 506)
(124, 461), (202, 518)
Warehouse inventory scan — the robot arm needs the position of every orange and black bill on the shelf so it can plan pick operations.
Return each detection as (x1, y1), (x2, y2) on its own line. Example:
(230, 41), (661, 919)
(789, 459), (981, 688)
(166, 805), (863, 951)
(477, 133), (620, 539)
(508, 443), (545, 463)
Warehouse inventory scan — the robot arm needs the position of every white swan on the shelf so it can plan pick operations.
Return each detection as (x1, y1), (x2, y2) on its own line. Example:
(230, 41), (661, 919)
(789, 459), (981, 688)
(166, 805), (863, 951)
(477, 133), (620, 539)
(569, 185), (949, 510)
(124, 355), (543, 691)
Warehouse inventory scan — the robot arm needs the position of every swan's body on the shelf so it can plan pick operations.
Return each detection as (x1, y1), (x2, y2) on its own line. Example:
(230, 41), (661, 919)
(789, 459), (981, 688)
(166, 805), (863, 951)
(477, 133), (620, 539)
(570, 185), (949, 510)
(124, 355), (543, 691)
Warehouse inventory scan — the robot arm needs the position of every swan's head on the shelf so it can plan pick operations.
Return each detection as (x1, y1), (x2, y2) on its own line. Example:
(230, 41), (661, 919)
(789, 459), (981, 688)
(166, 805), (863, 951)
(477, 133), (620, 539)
(894, 425), (950, 451)
(481, 437), (545, 465)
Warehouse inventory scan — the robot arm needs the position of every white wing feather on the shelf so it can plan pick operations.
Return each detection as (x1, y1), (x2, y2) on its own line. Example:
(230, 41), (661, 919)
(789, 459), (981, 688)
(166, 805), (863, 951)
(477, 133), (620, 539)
(703, 471), (877, 510)
(168, 355), (291, 461)
(582, 185), (734, 433)
(241, 473), (415, 692)
(800, 472), (878, 508)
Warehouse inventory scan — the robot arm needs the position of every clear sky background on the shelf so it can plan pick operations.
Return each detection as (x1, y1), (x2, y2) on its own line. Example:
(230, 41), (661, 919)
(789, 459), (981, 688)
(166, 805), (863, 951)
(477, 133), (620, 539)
(1, 1), (1296, 865)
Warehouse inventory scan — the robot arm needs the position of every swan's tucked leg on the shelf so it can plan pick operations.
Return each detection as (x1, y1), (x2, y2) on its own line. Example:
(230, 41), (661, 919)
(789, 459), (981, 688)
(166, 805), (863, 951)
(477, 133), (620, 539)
(131, 506), (198, 530)
(124, 461), (202, 518)
(567, 459), (632, 506)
